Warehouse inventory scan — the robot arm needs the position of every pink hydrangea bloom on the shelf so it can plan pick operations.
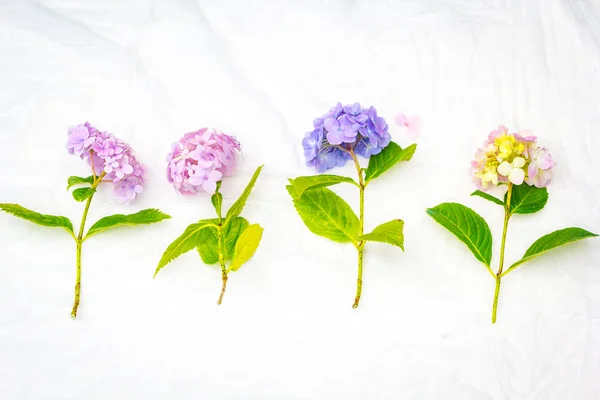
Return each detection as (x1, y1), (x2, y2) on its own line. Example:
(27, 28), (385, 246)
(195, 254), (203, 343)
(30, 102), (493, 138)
(166, 128), (241, 195)
(66, 122), (144, 204)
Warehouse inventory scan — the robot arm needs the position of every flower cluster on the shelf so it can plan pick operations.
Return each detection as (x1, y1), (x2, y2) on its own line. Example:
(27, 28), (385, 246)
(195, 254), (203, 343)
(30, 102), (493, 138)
(66, 122), (144, 204)
(302, 102), (392, 172)
(166, 128), (241, 194)
(471, 126), (555, 190)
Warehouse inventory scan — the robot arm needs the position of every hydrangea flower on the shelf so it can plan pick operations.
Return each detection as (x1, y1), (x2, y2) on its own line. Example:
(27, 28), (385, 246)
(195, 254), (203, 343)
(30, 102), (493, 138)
(166, 128), (241, 194)
(66, 122), (144, 204)
(471, 126), (555, 190)
(302, 102), (391, 172)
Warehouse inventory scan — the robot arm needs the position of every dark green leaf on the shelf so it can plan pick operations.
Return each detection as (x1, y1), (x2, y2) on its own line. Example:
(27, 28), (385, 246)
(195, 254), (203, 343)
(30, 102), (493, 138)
(196, 217), (249, 264)
(154, 220), (218, 277)
(225, 165), (263, 221)
(358, 219), (404, 250)
(426, 202), (493, 267)
(85, 208), (171, 239)
(0, 203), (74, 235)
(229, 224), (263, 271)
(72, 187), (96, 202)
(288, 175), (358, 199)
(471, 190), (505, 207)
(504, 227), (598, 274)
(287, 186), (359, 243)
(67, 175), (94, 189)
(506, 184), (548, 215)
(365, 142), (417, 183)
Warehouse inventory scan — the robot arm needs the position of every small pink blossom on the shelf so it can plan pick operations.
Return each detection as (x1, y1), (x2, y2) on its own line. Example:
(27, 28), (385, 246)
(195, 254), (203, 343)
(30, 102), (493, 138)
(526, 146), (555, 188)
(394, 113), (422, 139)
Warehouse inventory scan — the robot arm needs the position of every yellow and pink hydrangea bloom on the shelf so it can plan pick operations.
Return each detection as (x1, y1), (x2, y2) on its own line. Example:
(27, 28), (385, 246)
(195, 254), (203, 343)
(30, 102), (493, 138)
(471, 125), (555, 190)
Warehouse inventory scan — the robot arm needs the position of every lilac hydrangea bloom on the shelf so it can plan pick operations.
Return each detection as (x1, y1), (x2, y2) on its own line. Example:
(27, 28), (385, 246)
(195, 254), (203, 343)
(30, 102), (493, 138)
(66, 122), (145, 204)
(166, 128), (241, 195)
(302, 102), (391, 172)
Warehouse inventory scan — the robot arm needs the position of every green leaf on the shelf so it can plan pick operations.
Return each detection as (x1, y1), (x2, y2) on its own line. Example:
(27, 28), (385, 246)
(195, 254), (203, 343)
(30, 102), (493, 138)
(67, 175), (94, 189)
(195, 218), (221, 265)
(506, 184), (548, 215)
(0, 203), (74, 235)
(287, 186), (359, 243)
(154, 220), (217, 277)
(365, 142), (417, 183)
(471, 190), (505, 207)
(211, 181), (223, 219)
(72, 187), (96, 202)
(357, 219), (405, 250)
(426, 202), (493, 266)
(225, 165), (263, 221)
(85, 208), (171, 239)
(229, 224), (264, 272)
(288, 175), (358, 199)
(196, 217), (249, 264)
(222, 217), (250, 260)
(504, 227), (598, 275)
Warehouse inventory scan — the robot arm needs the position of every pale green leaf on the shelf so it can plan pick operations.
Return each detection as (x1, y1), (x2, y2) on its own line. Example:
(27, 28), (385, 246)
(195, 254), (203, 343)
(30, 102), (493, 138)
(0, 203), (74, 235)
(504, 227), (598, 275)
(154, 221), (217, 277)
(471, 190), (505, 207)
(229, 224), (264, 271)
(506, 184), (548, 215)
(426, 202), (493, 267)
(365, 142), (417, 183)
(357, 219), (405, 250)
(288, 175), (358, 199)
(85, 208), (171, 239)
(67, 175), (94, 189)
(225, 165), (263, 221)
(196, 217), (249, 264)
(72, 187), (96, 202)
(287, 186), (359, 243)
(211, 181), (223, 219)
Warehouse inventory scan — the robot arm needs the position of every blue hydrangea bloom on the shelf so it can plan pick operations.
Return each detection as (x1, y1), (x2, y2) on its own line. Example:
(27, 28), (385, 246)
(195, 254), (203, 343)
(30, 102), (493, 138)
(302, 102), (391, 172)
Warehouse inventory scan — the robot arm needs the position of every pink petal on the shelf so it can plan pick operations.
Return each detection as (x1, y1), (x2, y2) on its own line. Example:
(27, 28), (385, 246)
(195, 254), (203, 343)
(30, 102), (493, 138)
(208, 169), (223, 182)
(407, 116), (422, 130)
(202, 179), (217, 193)
(528, 163), (538, 179)
(394, 113), (407, 126)
(537, 154), (554, 170)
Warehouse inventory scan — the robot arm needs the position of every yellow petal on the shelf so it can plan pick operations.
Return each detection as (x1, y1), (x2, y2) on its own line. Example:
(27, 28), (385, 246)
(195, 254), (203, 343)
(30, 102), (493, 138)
(512, 157), (526, 168)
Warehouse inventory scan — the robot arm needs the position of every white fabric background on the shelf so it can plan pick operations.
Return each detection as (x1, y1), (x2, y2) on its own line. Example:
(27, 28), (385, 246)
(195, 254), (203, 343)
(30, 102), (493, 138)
(1, 1), (600, 399)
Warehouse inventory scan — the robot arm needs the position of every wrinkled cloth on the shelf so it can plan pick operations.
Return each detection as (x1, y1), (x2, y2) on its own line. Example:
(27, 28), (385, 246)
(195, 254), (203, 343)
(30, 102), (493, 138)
(1, 1), (600, 399)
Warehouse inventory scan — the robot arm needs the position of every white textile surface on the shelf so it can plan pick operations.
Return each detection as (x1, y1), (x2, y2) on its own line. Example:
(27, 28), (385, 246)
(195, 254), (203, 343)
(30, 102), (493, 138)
(1, 1), (600, 399)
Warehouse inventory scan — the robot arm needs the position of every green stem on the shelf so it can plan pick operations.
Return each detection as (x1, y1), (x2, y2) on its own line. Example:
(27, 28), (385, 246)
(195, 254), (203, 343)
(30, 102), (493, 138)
(70, 169), (104, 319)
(351, 151), (365, 309)
(216, 225), (228, 305)
(70, 194), (93, 319)
(492, 183), (512, 324)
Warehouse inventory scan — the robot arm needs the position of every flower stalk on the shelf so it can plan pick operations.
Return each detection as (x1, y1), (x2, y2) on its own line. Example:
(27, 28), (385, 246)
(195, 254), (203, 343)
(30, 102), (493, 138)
(216, 224), (228, 305)
(70, 170), (105, 319)
(351, 150), (365, 308)
(492, 183), (512, 323)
